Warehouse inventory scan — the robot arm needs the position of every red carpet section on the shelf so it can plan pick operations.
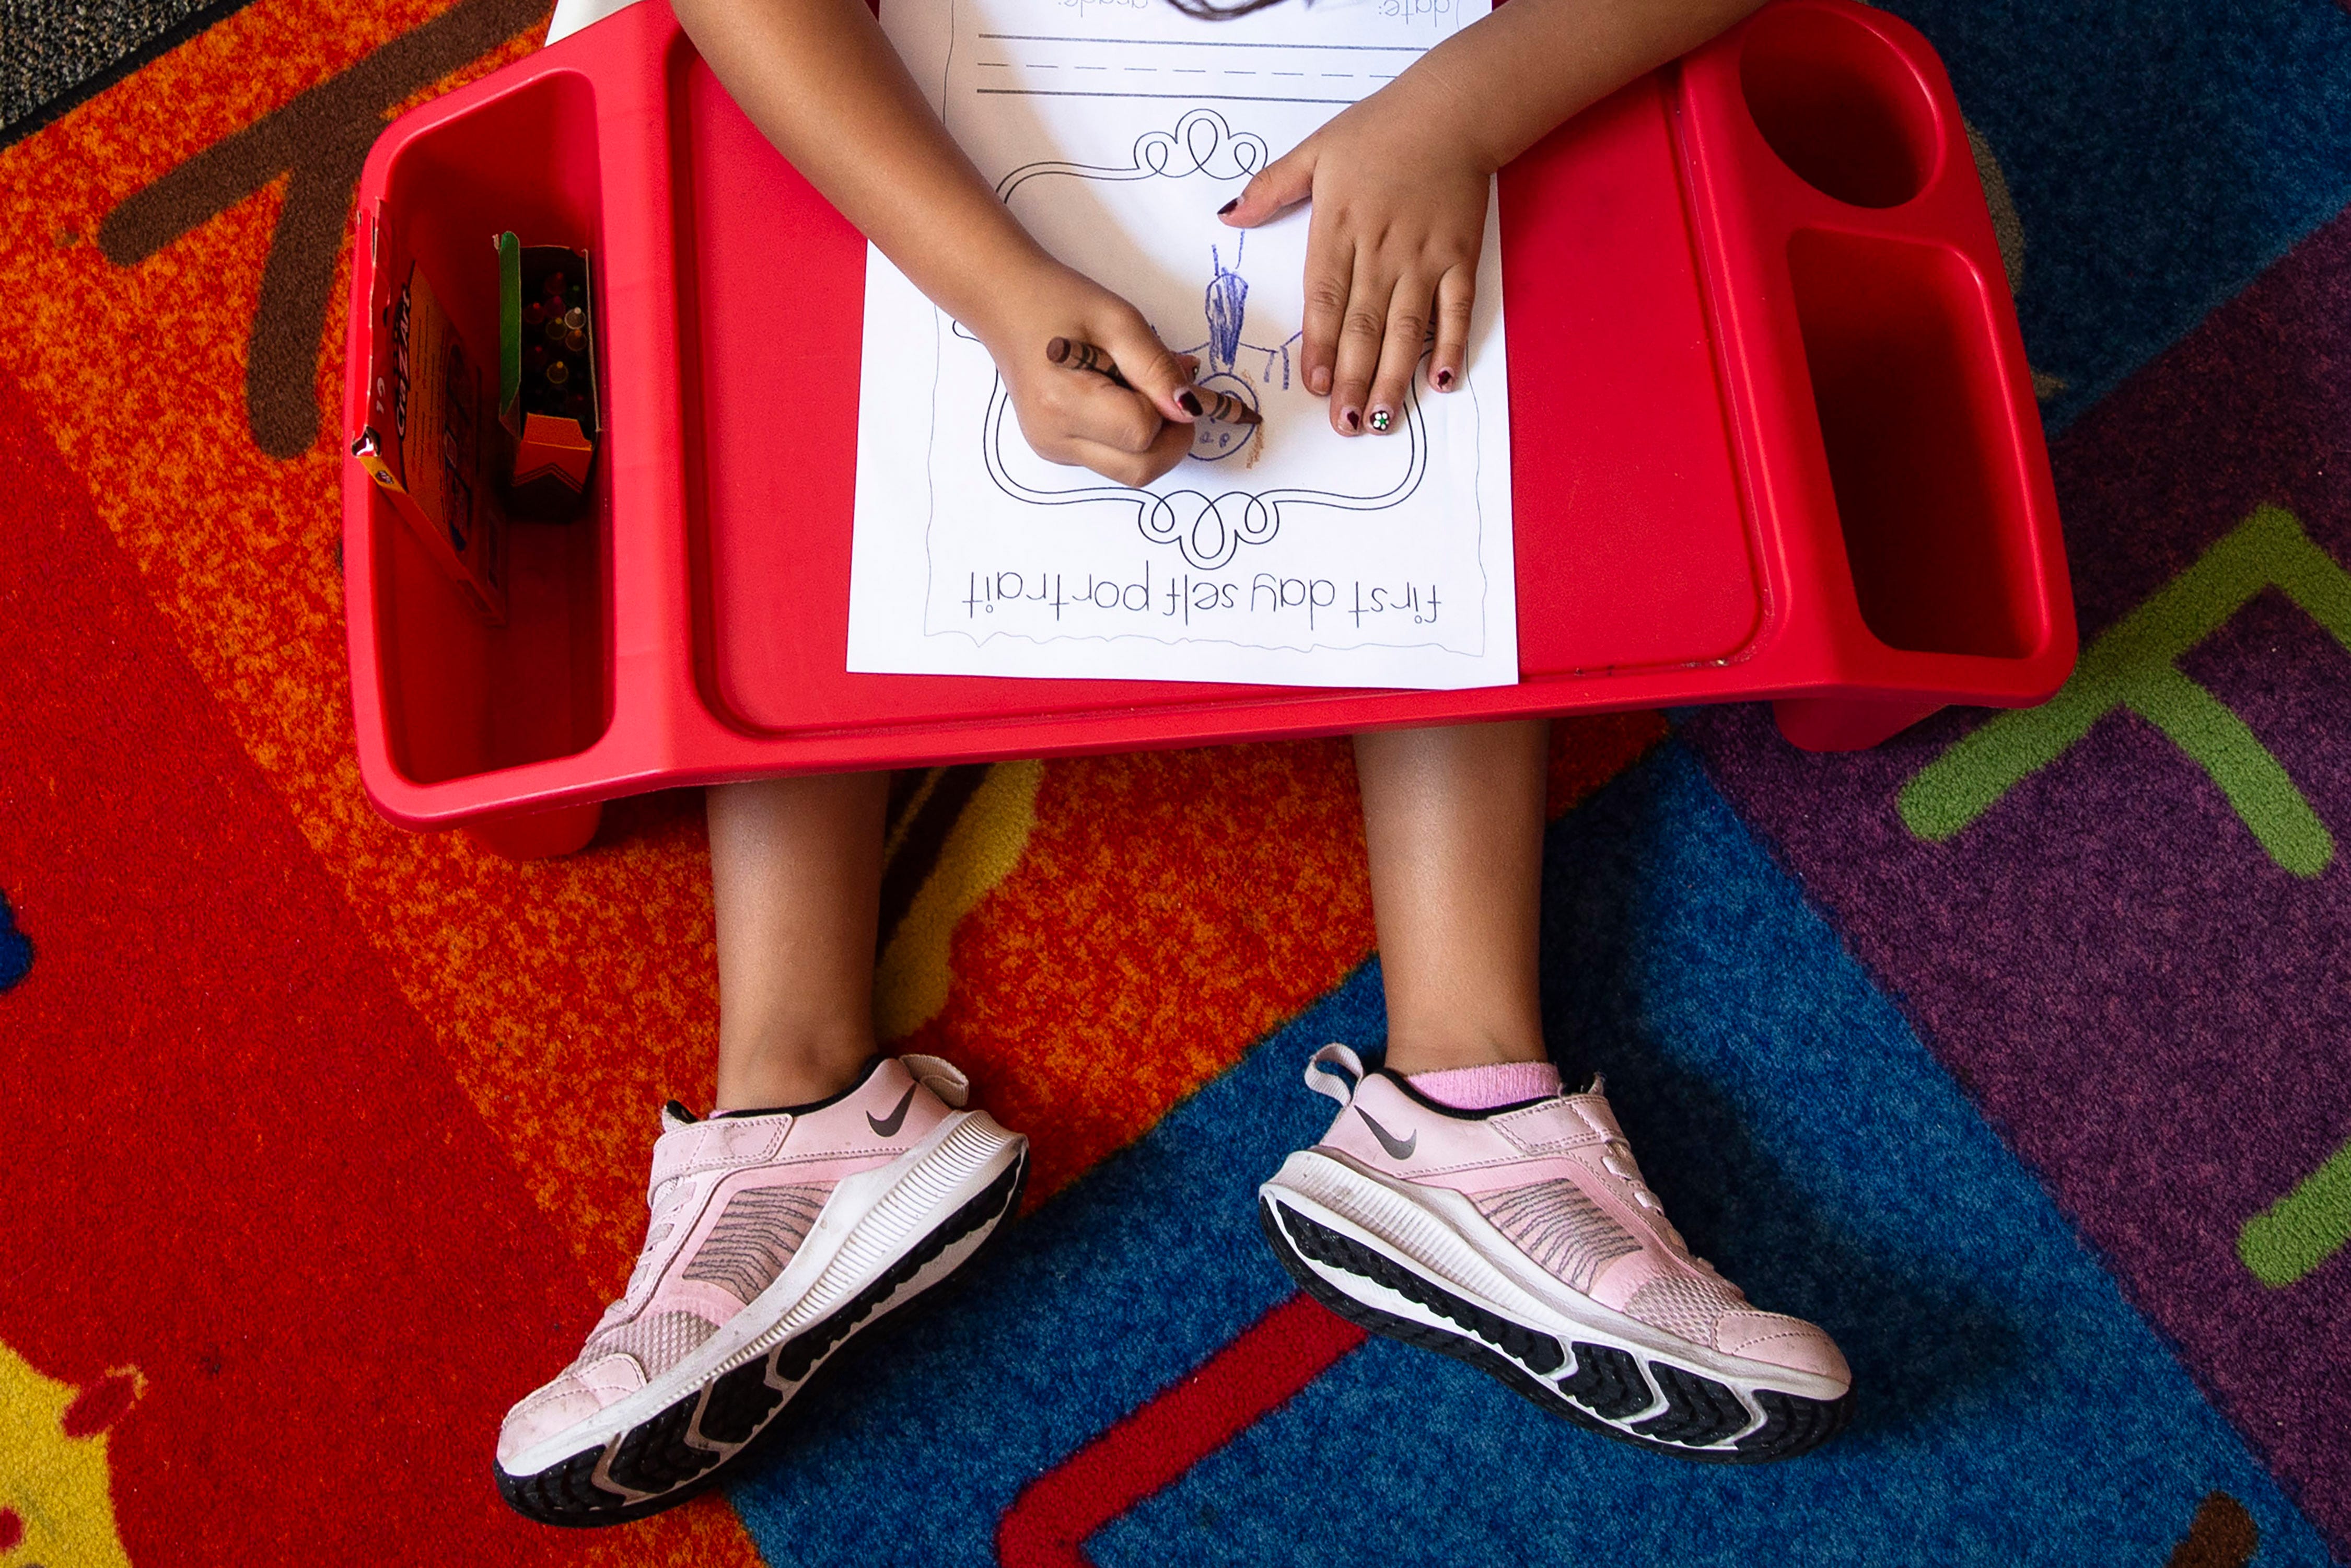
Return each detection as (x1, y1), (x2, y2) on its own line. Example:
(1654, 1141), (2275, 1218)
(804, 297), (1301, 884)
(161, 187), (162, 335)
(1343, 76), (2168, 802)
(0, 371), (757, 1566)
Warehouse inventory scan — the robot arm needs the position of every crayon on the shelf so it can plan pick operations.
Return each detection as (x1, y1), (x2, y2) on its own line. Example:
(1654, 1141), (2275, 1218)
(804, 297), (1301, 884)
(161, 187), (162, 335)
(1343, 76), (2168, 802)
(1045, 335), (1132, 389)
(1044, 338), (1260, 427)
(1195, 388), (1263, 428)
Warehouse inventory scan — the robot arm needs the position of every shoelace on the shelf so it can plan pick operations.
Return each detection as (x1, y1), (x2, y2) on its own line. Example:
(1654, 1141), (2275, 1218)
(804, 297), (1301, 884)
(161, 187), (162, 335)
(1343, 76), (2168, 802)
(1597, 1137), (1732, 1277)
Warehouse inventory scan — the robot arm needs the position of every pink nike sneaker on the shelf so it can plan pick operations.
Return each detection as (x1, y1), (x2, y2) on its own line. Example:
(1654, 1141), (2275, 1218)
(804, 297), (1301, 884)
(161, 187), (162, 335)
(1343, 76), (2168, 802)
(495, 1053), (1027, 1524)
(1259, 1046), (1852, 1462)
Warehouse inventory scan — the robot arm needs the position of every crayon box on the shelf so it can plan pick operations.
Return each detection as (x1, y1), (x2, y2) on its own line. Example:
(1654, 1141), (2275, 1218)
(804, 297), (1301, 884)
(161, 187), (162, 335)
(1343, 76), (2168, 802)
(350, 239), (507, 623)
(495, 234), (600, 521)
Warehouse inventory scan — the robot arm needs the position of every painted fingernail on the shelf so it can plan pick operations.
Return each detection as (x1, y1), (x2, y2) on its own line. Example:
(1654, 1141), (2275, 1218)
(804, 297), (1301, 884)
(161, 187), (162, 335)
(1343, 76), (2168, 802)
(1368, 407), (1392, 433)
(1308, 367), (1332, 396)
(1343, 406), (1361, 432)
(1177, 389), (1204, 416)
(1217, 199), (1239, 216)
(1433, 367), (1454, 390)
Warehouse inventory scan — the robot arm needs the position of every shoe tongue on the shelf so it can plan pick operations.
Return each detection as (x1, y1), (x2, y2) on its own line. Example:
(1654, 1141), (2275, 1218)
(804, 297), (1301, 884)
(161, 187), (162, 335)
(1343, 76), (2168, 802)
(1565, 1089), (1625, 1143)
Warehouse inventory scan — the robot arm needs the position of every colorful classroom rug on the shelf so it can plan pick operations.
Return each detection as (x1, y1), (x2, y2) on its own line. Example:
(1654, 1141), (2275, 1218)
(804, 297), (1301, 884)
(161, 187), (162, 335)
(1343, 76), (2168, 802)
(3, 0), (2349, 1563)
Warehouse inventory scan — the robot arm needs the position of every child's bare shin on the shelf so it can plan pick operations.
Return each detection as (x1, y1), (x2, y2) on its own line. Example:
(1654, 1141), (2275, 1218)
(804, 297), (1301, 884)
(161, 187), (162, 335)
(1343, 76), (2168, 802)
(706, 772), (890, 1109)
(1355, 720), (1551, 1074)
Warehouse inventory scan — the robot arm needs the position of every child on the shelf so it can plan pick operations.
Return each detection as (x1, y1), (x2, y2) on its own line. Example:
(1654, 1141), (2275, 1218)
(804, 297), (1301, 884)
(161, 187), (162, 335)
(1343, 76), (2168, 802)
(492, 0), (1850, 1524)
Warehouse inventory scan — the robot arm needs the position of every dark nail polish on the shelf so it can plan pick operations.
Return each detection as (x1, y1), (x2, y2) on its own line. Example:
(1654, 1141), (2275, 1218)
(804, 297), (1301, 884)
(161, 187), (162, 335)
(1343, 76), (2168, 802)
(1217, 199), (1239, 216)
(1343, 408), (1361, 432)
(1178, 389), (1204, 416)
(1433, 367), (1454, 389)
(1368, 407), (1392, 433)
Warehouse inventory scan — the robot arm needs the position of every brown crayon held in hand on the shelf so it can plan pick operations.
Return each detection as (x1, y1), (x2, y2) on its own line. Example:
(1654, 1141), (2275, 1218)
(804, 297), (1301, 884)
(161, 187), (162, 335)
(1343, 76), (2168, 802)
(1046, 336), (1260, 426)
(1194, 388), (1262, 427)
(1045, 335), (1133, 390)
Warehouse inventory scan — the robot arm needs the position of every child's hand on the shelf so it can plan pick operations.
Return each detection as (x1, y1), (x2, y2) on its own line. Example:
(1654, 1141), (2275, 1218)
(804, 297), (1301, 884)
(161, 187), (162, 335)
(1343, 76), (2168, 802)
(1217, 87), (1491, 436)
(978, 261), (1203, 488)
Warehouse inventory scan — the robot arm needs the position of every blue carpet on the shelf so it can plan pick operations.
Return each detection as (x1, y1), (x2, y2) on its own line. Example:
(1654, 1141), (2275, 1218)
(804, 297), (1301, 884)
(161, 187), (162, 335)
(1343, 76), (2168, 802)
(728, 742), (2333, 1565)
(1877, 0), (2351, 436)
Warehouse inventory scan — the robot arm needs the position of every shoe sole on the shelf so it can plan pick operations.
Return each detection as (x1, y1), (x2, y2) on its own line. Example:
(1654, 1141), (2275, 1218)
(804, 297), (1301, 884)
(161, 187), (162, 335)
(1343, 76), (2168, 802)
(1258, 1160), (1852, 1464)
(496, 1122), (1028, 1525)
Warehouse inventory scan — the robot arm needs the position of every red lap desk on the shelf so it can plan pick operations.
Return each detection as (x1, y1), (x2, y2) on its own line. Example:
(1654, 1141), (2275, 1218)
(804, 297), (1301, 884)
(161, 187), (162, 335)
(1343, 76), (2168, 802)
(341, 0), (2073, 857)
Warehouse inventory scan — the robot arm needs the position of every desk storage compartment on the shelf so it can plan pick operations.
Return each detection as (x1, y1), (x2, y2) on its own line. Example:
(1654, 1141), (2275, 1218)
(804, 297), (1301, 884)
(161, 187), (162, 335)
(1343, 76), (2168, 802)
(1677, 0), (2068, 712)
(1727, 3), (2040, 664)
(1788, 229), (2040, 659)
(365, 71), (614, 787)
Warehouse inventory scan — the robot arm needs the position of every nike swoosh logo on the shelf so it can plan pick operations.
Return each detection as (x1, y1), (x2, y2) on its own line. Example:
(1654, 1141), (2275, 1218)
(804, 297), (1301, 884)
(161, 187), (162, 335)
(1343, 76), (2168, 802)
(868, 1085), (917, 1138)
(1356, 1106), (1416, 1161)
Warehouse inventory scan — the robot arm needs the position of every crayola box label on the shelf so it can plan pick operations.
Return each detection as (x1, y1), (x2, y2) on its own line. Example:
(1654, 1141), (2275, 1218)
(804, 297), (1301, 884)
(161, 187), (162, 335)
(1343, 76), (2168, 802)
(351, 235), (507, 622)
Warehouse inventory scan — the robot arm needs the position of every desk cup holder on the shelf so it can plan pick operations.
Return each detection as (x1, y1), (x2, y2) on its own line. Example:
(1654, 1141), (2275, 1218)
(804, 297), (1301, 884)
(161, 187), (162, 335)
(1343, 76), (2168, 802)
(1740, 5), (1941, 208)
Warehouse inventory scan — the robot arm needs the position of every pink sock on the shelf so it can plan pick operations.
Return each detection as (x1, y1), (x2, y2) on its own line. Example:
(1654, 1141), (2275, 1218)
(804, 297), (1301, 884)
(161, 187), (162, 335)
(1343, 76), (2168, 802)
(1406, 1061), (1562, 1110)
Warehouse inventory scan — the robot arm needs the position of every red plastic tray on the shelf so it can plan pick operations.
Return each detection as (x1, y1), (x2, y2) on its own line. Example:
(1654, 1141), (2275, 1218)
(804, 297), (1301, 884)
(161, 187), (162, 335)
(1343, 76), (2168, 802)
(342, 0), (2072, 855)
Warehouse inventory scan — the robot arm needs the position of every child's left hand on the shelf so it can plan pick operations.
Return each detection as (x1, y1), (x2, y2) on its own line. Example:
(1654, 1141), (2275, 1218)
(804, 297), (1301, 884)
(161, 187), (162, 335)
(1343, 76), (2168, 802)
(1216, 83), (1491, 437)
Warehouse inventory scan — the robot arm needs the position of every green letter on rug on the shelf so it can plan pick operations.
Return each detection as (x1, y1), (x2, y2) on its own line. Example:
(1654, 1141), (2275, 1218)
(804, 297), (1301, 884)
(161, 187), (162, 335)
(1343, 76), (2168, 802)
(1898, 505), (2351, 877)
(2240, 1136), (2351, 1287)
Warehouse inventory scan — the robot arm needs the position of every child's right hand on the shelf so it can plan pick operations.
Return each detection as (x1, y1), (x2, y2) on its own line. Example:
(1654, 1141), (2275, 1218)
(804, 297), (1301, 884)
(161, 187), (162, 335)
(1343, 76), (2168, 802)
(976, 260), (1201, 489)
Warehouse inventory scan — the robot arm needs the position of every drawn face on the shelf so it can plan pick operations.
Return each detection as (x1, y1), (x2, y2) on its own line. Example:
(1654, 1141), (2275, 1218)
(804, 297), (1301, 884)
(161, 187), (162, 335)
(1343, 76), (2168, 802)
(1189, 373), (1260, 462)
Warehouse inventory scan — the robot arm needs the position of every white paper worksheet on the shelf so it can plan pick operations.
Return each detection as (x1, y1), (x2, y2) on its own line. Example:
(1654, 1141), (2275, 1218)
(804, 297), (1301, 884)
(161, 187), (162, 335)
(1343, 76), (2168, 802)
(846, 0), (1516, 690)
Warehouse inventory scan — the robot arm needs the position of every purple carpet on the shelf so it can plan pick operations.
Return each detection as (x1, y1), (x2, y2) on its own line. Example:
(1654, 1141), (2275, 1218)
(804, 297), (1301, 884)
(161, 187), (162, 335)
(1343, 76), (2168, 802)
(1685, 199), (2351, 1547)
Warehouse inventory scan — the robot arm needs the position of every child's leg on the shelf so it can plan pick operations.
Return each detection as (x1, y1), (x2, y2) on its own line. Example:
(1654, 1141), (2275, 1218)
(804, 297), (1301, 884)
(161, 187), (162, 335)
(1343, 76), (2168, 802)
(494, 771), (1028, 1525)
(1256, 718), (1851, 1464)
(1352, 718), (1550, 1074)
(707, 772), (889, 1109)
